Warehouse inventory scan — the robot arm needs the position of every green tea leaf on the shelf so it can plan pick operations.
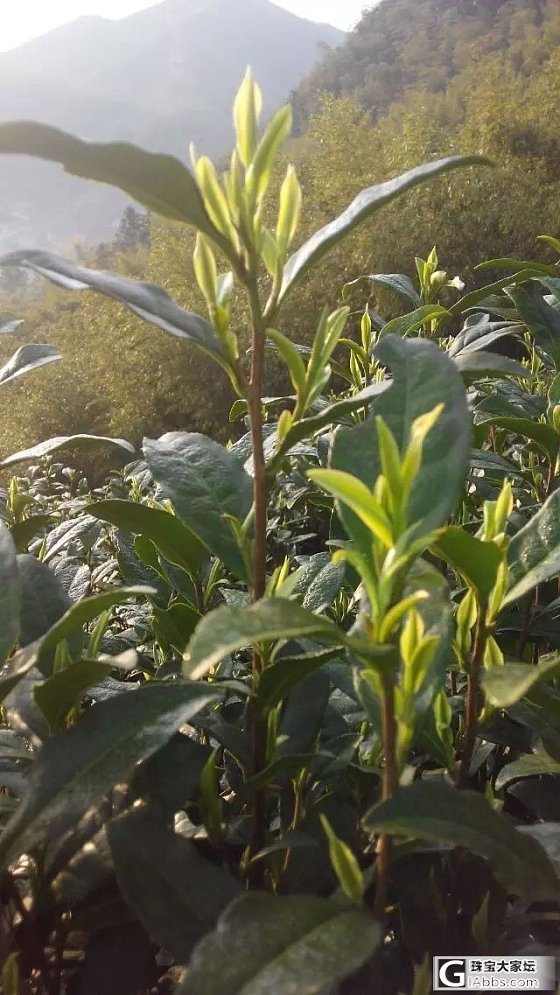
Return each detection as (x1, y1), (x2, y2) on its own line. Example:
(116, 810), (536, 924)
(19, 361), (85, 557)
(0, 681), (219, 868)
(364, 780), (557, 899)
(483, 656), (560, 708)
(183, 597), (344, 680)
(433, 527), (503, 600)
(0, 525), (19, 662)
(331, 336), (470, 549)
(495, 754), (560, 792)
(280, 155), (490, 301)
(2, 434), (134, 468)
(178, 892), (381, 995)
(86, 500), (206, 578)
(505, 490), (560, 604)
(0, 251), (226, 364)
(144, 432), (253, 579)
(34, 660), (113, 732)
(0, 344), (60, 386)
(380, 304), (449, 340)
(108, 806), (240, 964)
(37, 586), (154, 665)
(0, 123), (222, 240)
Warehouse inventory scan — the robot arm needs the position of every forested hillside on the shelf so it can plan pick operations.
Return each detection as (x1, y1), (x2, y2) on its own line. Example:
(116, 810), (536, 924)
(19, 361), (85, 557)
(1, 0), (559, 463)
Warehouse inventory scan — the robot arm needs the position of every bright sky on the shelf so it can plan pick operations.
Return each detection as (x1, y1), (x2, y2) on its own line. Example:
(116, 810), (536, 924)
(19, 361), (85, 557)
(0, 0), (370, 51)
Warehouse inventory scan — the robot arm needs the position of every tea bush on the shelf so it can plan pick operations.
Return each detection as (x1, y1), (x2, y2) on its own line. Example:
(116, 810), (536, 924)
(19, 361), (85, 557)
(0, 76), (559, 995)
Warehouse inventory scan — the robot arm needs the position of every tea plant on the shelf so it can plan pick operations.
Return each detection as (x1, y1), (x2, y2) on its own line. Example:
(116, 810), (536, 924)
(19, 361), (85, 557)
(0, 74), (559, 995)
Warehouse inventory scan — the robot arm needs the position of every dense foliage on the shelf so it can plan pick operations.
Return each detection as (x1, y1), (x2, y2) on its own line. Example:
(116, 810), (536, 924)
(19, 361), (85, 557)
(2, 0), (560, 455)
(1, 72), (560, 995)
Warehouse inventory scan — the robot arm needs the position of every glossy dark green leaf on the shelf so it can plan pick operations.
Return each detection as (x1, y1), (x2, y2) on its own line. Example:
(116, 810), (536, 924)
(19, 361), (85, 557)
(364, 781), (557, 899)
(487, 417), (559, 461)
(0, 122), (222, 240)
(495, 754), (560, 792)
(132, 733), (210, 813)
(453, 352), (529, 382)
(505, 489), (560, 604)
(509, 698), (560, 763)
(257, 648), (339, 709)
(37, 585), (154, 665)
(285, 552), (346, 613)
(477, 258), (556, 276)
(0, 681), (219, 868)
(108, 806), (240, 964)
(86, 499), (206, 578)
(0, 524), (19, 662)
(2, 433), (134, 468)
(279, 154), (489, 301)
(447, 319), (523, 357)
(0, 343), (60, 386)
(506, 281), (560, 368)
(17, 555), (71, 648)
(9, 515), (54, 553)
(144, 432), (253, 579)
(0, 251), (226, 364)
(153, 603), (200, 654)
(380, 304), (449, 339)
(433, 527), (503, 600)
(34, 660), (113, 732)
(469, 448), (525, 480)
(179, 892), (381, 995)
(342, 272), (420, 306)
(483, 656), (560, 709)
(183, 597), (344, 680)
(331, 336), (470, 550)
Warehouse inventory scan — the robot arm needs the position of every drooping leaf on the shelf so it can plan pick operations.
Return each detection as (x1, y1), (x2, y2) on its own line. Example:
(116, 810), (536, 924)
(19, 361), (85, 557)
(483, 656), (560, 709)
(484, 417), (559, 462)
(495, 754), (560, 792)
(0, 122), (224, 241)
(447, 319), (524, 357)
(380, 305), (449, 340)
(36, 585), (154, 666)
(86, 500), (206, 579)
(331, 336), (470, 550)
(152, 603), (200, 654)
(257, 647), (340, 709)
(0, 525), (19, 662)
(364, 781), (557, 900)
(505, 490), (560, 604)
(144, 432), (253, 579)
(433, 527), (503, 600)
(0, 311), (24, 334)
(178, 892), (381, 995)
(0, 681), (219, 868)
(279, 154), (489, 301)
(0, 251), (226, 364)
(453, 352), (529, 382)
(342, 272), (420, 306)
(183, 597), (345, 680)
(0, 344), (60, 386)
(107, 806), (240, 964)
(2, 433), (134, 468)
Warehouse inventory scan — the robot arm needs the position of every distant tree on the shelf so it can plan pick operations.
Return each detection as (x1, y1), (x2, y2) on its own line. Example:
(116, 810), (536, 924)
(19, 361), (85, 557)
(114, 206), (151, 252)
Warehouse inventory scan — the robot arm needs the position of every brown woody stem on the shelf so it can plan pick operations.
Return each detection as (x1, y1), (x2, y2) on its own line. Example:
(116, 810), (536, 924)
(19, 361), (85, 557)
(374, 677), (398, 919)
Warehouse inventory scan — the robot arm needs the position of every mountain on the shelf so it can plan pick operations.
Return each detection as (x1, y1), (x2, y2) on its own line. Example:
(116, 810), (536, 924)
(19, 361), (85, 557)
(0, 0), (342, 251)
(292, 0), (556, 128)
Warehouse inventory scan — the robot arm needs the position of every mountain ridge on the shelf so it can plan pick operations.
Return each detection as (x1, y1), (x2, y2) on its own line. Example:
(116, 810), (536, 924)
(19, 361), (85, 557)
(0, 0), (343, 250)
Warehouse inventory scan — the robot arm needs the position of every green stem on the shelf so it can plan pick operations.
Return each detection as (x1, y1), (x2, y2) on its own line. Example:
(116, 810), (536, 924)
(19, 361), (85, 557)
(458, 612), (487, 789)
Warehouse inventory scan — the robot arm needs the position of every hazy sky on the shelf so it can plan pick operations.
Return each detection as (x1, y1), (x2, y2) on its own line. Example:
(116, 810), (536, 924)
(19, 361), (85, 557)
(0, 1), (370, 51)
